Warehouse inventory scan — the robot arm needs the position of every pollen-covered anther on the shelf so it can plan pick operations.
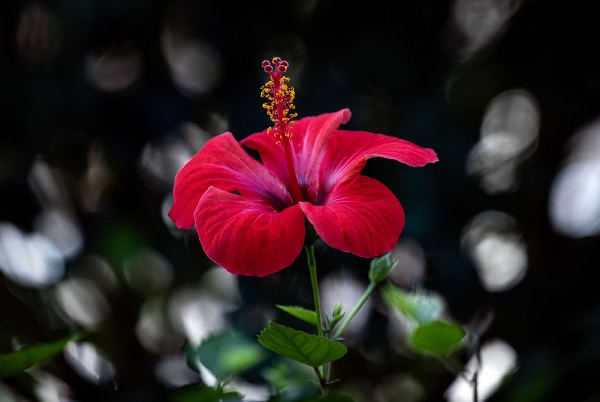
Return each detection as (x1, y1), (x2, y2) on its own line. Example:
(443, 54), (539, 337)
(260, 57), (298, 144)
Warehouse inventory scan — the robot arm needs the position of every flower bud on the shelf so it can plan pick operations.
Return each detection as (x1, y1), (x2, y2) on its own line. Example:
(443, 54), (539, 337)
(328, 303), (345, 329)
(369, 252), (398, 283)
(332, 303), (344, 319)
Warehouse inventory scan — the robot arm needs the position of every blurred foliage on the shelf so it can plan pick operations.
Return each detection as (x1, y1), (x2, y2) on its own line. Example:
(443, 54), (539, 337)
(409, 321), (466, 357)
(171, 385), (242, 402)
(186, 330), (267, 380)
(382, 282), (443, 325)
(0, 0), (600, 400)
(0, 332), (84, 378)
(383, 283), (466, 356)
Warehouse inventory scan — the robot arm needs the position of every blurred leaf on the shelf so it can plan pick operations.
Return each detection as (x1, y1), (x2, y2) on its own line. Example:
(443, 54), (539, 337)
(277, 305), (318, 326)
(171, 385), (242, 402)
(296, 395), (356, 402)
(261, 359), (313, 395)
(97, 222), (144, 271)
(258, 322), (347, 368)
(509, 366), (562, 402)
(188, 330), (267, 379)
(0, 333), (84, 378)
(269, 388), (355, 402)
(409, 320), (466, 356)
(184, 342), (201, 374)
(382, 283), (441, 324)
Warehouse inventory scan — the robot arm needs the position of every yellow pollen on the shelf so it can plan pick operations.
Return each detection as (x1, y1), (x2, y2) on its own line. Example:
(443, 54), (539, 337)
(260, 59), (298, 144)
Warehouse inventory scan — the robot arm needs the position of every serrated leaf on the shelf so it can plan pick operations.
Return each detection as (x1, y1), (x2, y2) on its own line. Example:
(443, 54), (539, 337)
(0, 333), (84, 378)
(382, 283), (441, 324)
(190, 330), (267, 379)
(258, 322), (347, 368)
(409, 320), (466, 356)
(276, 305), (318, 326)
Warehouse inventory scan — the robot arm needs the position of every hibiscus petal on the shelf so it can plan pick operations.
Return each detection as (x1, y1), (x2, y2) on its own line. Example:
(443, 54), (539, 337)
(168, 133), (293, 229)
(241, 109), (351, 202)
(299, 176), (405, 258)
(240, 130), (289, 190)
(320, 130), (438, 199)
(195, 187), (306, 276)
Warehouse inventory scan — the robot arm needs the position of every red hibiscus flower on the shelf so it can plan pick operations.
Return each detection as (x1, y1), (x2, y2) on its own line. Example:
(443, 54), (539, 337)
(168, 58), (438, 276)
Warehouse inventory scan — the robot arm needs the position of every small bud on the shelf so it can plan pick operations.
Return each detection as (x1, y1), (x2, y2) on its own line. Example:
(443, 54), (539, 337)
(333, 303), (344, 318)
(369, 252), (398, 283)
(264, 65), (273, 73)
(272, 56), (281, 64)
(328, 303), (345, 329)
(278, 65), (287, 72)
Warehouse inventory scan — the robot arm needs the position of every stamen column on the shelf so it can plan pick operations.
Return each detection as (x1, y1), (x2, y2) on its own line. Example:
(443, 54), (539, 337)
(261, 58), (303, 203)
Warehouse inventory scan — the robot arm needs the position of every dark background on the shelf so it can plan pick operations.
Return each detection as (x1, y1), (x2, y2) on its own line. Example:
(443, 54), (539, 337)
(1, 0), (600, 400)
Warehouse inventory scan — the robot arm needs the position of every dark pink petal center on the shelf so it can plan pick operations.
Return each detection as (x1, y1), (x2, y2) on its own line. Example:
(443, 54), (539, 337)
(169, 133), (293, 229)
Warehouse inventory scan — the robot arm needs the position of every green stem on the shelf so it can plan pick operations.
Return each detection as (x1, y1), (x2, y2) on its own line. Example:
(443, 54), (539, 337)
(305, 245), (323, 338)
(305, 244), (327, 388)
(333, 281), (377, 340)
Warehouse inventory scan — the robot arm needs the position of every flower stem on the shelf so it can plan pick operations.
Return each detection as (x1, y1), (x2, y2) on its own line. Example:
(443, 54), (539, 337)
(305, 244), (326, 389)
(305, 245), (323, 339)
(333, 281), (377, 340)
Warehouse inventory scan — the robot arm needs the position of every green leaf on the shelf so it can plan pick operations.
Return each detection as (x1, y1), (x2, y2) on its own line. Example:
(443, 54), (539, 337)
(297, 395), (356, 402)
(171, 385), (242, 402)
(0, 333), (85, 378)
(258, 322), (347, 368)
(189, 330), (267, 379)
(409, 320), (466, 356)
(276, 305), (318, 326)
(261, 359), (313, 394)
(381, 283), (442, 324)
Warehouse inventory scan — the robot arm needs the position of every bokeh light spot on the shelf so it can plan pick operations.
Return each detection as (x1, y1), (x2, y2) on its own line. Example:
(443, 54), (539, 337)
(0, 222), (64, 288)
(445, 339), (518, 401)
(467, 89), (540, 194)
(55, 278), (110, 329)
(64, 342), (115, 385)
(86, 41), (143, 92)
(462, 211), (527, 292)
